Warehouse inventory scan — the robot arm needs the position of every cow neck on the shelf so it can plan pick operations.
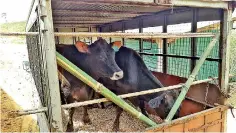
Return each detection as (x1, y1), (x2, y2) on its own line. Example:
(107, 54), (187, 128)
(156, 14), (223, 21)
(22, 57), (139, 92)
(132, 51), (164, 88)
(74, 52), (96, 79)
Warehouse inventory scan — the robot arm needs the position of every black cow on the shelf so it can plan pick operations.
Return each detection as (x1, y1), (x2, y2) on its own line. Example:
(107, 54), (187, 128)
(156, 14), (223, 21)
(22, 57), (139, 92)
(98, 42), (179, 131)
(56, 38), (123, 131)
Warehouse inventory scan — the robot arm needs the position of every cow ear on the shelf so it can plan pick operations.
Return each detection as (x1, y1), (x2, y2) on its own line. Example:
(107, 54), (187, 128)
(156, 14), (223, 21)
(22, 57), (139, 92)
(110, 41), (122, 48)
(75, 41), (90, 53)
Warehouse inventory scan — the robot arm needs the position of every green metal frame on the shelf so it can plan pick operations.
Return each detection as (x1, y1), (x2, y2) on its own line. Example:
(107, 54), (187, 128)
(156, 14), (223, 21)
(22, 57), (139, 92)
(165, 33), (220, 122)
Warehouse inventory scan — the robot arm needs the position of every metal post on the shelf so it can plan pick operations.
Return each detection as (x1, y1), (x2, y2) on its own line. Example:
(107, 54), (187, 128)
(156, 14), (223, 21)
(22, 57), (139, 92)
(165, 34), (220, 122)
(190, 8), (198, 71)
(122, 22), (125, 46)
(162, 16), (167, 73)
(72, 28), (76, 44)
(220, 7), (233, 94)
(109, 25), (112, 43)
(139, 19), (143, 58)
(39, 0), (63, 131)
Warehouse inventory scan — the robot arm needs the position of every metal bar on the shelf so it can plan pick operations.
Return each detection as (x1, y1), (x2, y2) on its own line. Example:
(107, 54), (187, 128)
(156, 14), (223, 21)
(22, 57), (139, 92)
(56, 52), (157, 127)
(53, 16), (125, 21)
(0, 32), (39, 36)
(53, 32), (215, 38)
(0, 32), (216, 38)
(61, 0), (172, 7)
(185, 97), (215, 108)
(139, 52), (221, 62)
(139, 19), (143, 58)
(40, 0), (63, 131)
(162, 16), (167, 73)
(122, 22), (125, 46)
(219, 9), (224, 87)
(190, 8), (198, 72)
(221, 7), (233, 95)
(172, 0), (228, 9)
(109, 25), (112, 43)
(15, 77), (218, 116)
(52, 10), (142, 17)
(165, 33), (220, 122)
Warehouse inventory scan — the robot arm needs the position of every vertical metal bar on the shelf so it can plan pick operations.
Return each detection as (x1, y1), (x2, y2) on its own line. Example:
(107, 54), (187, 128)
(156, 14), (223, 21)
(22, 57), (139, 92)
(165, 34), (220, 122)
(219, 9), (224, 87)
(221, 6), (233, 96)
(191, 8), (198, 72)
(89, 26), (92, 43)
(122, 22), (125, 46)
(109, 25), (112, 43)
(40, 0), (63, 131)
(139, 19), (143, 58)
(72, 28), (76, 44)
(162, 16), (167, 73)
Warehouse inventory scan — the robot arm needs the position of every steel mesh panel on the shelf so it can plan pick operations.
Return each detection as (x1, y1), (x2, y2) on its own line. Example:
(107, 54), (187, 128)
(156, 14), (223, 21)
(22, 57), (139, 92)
(196, 21), (220, 80)
(167, 23), (191, 78)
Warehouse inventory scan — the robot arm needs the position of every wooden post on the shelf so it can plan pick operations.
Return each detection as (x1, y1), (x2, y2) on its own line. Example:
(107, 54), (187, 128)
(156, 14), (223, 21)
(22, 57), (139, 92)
(162, 16), (167, 73)
(39, 0), (63, 131)
(221, 7), (233, 96)
(190, 8), (198, 72)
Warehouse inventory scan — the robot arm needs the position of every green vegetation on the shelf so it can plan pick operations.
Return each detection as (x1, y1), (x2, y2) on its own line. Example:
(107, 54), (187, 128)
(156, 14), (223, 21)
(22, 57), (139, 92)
(0, 21), (26, 44)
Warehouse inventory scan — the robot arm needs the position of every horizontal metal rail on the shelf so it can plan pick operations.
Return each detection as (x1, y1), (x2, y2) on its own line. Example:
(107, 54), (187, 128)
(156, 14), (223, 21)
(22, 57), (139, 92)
(13, 77), (216, 116)
(0, 32), (39, 36)
(53, 32), (215, 38)
(139, 52), (221, 62)
(0, 32), (215, 38)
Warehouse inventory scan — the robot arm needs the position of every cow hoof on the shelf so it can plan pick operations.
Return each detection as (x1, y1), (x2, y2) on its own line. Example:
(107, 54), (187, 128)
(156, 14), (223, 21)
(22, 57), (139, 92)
(66, 123), (74, 132)
(83, 117), (91, 124)
(112, 126), (119, 132)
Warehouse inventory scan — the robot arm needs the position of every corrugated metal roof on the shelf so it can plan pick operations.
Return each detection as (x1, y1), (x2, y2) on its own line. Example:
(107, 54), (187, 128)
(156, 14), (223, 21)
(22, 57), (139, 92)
(51, 0), (172, 27)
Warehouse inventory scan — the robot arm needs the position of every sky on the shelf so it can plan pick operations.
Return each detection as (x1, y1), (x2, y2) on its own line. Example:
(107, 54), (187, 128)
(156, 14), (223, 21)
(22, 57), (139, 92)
(0, 0), (32, 22)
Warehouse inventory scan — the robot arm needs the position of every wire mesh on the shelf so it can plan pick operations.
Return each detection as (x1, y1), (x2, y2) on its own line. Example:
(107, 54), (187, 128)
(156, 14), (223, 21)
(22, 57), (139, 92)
(167, 23), (192, 78)
(121, 27), (164, 72)
(196, 20), (220, 80)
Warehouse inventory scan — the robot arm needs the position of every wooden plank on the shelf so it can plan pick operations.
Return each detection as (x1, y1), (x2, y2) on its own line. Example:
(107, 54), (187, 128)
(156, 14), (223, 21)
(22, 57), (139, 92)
(184, 116), (204, 132)
(221, 109), (227, 132)
(205, 123), (222, 132)
(205, 112), (222, 123)
(145, 106), (228, 132)
(40, 0), (63, 131)
(167, 124), (184, 132)
(189, 119), (223, 132)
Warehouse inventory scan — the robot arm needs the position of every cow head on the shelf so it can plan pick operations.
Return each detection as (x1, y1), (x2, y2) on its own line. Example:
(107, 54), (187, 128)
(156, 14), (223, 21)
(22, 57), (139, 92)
(75, 38), (123, 80)
(147, 90), (180, 119)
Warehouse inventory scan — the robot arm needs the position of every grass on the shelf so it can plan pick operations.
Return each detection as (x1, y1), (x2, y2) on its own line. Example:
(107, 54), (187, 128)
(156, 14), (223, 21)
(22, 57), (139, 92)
(0, 21), (26, 44)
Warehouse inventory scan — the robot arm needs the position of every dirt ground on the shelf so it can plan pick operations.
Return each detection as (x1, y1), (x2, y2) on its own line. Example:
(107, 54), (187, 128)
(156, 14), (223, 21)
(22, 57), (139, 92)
(0, 42), (235, 132)
(0, 88), (39, 132)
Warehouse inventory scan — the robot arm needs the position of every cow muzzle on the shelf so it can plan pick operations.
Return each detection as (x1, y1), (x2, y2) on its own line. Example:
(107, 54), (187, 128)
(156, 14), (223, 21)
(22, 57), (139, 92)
(110, 71), (123, 80)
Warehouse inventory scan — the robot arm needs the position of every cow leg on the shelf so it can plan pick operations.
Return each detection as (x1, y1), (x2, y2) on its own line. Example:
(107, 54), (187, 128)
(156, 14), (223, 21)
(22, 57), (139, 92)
(83, 106), (91, 124)
(112, 106), (122, 131)
(66, 107), (75, 132)
(140, 100), (149, 117)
